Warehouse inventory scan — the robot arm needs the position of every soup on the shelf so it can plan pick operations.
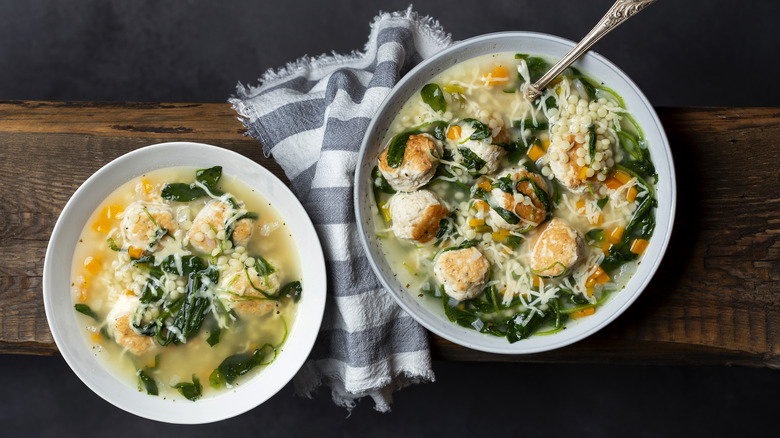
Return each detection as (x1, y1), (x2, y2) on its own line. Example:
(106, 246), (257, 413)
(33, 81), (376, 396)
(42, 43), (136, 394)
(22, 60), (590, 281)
(371, 53), (657, 342)
(71, 166), (302, 400)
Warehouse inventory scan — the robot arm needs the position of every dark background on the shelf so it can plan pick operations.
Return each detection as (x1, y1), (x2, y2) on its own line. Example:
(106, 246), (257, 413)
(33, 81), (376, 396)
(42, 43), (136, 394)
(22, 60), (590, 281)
(2, 0), (779, 436)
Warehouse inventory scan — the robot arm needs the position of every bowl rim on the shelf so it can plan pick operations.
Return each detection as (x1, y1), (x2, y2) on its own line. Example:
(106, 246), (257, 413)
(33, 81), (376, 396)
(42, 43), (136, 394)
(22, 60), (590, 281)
(43, 141), (327, 423)
(354, 31), (676, 354)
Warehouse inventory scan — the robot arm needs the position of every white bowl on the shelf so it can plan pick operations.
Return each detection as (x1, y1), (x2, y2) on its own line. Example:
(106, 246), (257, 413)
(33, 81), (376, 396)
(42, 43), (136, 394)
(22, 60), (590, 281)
(43, 142), (327, 423)
(354, 32), (676, 354)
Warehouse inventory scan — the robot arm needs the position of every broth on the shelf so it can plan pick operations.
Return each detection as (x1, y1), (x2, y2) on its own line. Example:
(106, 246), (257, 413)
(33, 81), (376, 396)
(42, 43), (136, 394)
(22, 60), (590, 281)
(72, 167), (301, 400)
(371, 53), (657, 341)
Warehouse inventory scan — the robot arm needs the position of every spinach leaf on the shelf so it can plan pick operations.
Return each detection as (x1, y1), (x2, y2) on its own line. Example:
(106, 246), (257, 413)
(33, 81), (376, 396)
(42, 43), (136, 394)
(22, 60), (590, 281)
(600, 194), (657, 272)
(206, 325), (221, 347)
(472, 187), (521, 225)
(254, 256), (276, 277)
(139, 271), (164, 304)
(458, 147), (486, 172)
(74, 303), (99, 320)
(461, 118), (492, 140)
(585, 229), (606, 246)
(491, 175), (515, 194)
(173, 375), (202, 401)
(515, 54), (549, 84)
(161, 166), (224, 202)
(210, 344), (276, 386)
(429, 121), (449, 141)
(137, 370), (158, 396)
(196, 166), (222, 189)
(279, 281), (302, 302)
(371, 166), (396, 198)
(597, 197), (609, 209)
(617, 130), (657, 179)
(559, 287), (591, 305)
(421, 83), (447, 113)
(385, 131), (417, 168)
(588, 124), (597, 163)
(161, 183), (208, 202)
(545, 95), (558, 109)
(158, 254), (207, 276)
(513, 119), (548, 131)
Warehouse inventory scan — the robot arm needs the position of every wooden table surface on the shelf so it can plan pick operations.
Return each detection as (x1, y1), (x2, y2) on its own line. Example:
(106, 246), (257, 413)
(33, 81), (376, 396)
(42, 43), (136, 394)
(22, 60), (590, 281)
(1, 101), (778, 367)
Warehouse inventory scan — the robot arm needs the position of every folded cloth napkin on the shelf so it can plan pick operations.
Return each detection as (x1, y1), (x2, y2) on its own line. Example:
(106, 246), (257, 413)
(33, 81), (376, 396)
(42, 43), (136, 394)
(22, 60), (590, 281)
(230, 7), (452, 411)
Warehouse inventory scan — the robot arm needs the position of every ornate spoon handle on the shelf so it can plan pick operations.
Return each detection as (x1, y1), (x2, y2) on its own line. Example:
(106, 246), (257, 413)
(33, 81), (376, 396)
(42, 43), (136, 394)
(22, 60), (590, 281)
(524, 0), (656, 101)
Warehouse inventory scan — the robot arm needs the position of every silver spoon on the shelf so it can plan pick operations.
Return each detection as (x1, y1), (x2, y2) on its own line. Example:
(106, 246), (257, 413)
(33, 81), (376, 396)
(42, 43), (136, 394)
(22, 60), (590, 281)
(523, 0), (657, 102)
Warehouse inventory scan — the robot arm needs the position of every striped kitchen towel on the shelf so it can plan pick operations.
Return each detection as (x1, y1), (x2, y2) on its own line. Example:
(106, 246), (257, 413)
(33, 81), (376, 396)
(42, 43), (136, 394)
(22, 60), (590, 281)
(230, 7), (451, 412)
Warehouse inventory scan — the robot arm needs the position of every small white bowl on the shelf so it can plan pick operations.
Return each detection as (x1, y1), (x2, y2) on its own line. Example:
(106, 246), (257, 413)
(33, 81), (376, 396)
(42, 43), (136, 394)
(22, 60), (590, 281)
(354, 32), (676, 354)
(43, 142), (326, 423)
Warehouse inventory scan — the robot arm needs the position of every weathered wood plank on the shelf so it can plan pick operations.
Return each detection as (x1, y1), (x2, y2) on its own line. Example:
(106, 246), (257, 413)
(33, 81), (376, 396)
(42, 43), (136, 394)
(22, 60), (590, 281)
(1, 101), (778, 367)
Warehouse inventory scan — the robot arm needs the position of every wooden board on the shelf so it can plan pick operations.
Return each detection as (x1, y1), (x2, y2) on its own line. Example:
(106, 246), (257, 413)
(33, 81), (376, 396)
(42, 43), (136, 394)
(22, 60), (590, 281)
(1, 101), (778, 367)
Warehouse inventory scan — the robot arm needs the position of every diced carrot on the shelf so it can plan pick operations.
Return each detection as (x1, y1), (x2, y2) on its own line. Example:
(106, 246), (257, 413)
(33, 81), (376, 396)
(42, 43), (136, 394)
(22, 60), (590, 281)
(474, 200), (489, 212)
(608, 226), (625, 244)
(602, 242), (613, 253)
(630, 238), (650, 255)
(577, 166), (589, 180)
(627, 186), (638, 203)
(542, 139), (550, 151)
(92, 214), (111, 233)
(90, 332), (102, 342)
(492, 229), (510, 242)
(484, 66), (508, 86)
(604, 177), (623, 190)
(83, 256), (101, 275)
(477, 180), (491, 191)
(124, 289), (134, 296)
(586, 287), (594, 297)
(532, 275), (540, 287)
(589, 213), (603, 226)
(576, 200), (586, 213)
(585, 276), (597, 288)
(469, 218), (485, 227)
(528, 145), (545, 161)
(447, 125), (461, 140)
(141, 179), (153, 194)
(596, 272), (611, 284)
(128, 245), (143, 259)
(614, 170), (632, 185)
(107, 205), (123, 219)
(91, 205), (122, 233)
(572, 307), (596, 318)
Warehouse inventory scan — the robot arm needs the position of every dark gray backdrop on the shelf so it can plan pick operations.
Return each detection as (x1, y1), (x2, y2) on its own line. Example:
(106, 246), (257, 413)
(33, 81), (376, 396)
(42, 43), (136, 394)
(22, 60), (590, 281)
(2, 0), (778, 436)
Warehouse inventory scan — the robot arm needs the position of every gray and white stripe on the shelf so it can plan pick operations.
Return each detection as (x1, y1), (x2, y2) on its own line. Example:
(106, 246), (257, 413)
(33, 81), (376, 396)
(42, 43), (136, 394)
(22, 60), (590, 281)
(230, 8), (451, 412)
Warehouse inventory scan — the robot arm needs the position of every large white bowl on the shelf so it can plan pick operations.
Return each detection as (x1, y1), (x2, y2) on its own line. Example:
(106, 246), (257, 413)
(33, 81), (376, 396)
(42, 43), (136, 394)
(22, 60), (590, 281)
(354, 32), (676, 354)
(43, 142), (327, 423)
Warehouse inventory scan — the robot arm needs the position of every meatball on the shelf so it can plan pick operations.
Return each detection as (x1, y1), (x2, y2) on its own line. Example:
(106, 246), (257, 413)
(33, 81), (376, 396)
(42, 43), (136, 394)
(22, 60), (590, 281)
(106, 295), (155, 356)
(378, 133), (443, 192)
(187, 199), (253, 254)
(459, 139), (505, 175)
(389, 190), (449, 244)
(488, 171), (549, 230)
(434, 246), (491, 301)
(548, 138), (590, 193)
(219, 265), (279, 316)
(120, 202), (176, 250)
(530, 218), (584, 277)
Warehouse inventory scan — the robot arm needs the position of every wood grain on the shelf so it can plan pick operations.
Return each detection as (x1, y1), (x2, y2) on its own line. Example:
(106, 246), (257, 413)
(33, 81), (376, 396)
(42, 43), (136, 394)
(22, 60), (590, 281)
(1, 101), (778, 368)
